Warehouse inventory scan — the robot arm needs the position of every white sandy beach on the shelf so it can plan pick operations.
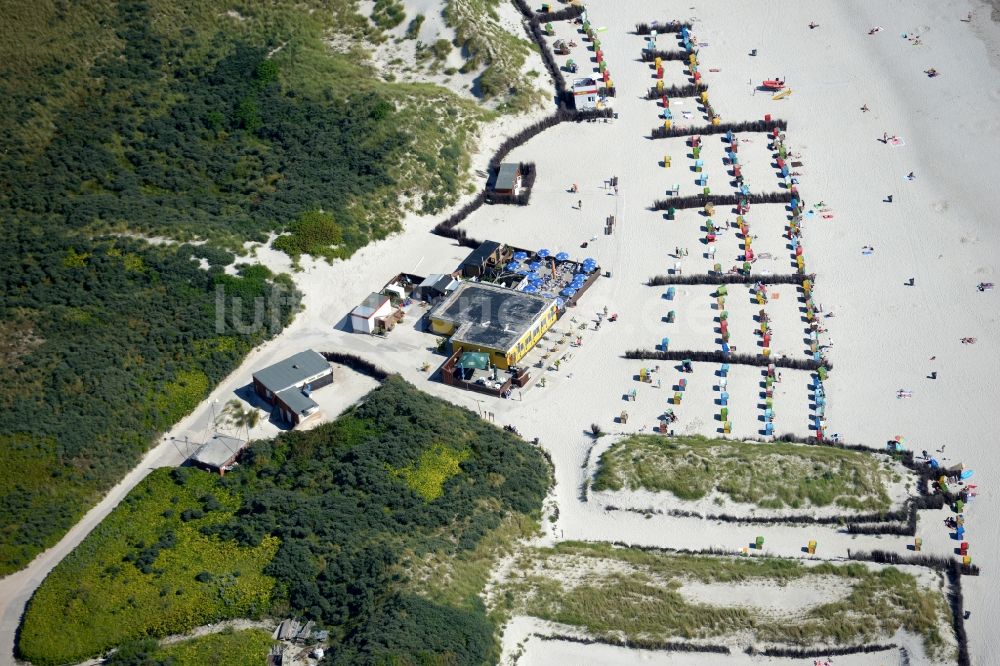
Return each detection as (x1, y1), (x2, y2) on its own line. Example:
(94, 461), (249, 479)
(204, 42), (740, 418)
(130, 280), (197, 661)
(2, 0), (1000, 664)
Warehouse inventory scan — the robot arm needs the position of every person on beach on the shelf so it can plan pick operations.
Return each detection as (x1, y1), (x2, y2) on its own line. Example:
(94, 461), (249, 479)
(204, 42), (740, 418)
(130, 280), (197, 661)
(577, 199), (582, 210)
(861, 104), (870, 112)
(907, 171), (915, 180)
(886, 194), (893, 203)
(809, 22), (819, 29)
(882, 132), (888, 143)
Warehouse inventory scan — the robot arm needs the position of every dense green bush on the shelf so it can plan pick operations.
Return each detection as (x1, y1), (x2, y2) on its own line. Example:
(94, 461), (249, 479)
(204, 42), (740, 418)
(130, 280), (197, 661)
(0, 233), (296, 575)
(18, 470), (278, 665)
(0, 0), (483, 572)
(21, 378), (551, 665)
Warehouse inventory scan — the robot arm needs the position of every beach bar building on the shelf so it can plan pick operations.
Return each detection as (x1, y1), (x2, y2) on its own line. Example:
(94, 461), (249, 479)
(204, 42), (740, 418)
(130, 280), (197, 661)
(572, 77), (600, 110)
(428, 282), (557, 369)
(252, 349), (332, 426)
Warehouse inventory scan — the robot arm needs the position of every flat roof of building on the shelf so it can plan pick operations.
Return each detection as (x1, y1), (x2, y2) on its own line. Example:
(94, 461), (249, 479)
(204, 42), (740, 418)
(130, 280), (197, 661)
(276, 386), (319, 417)
(430, 282), (552, 353)
(252, 349), (330, 393)
(352, 292), (390, 319)
(192, 433), (247, 469)
(573, 77), (598, 89)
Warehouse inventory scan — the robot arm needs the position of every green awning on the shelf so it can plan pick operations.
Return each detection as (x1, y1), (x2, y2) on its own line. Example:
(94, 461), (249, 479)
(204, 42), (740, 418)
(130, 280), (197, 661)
(456, 352), (490, 370)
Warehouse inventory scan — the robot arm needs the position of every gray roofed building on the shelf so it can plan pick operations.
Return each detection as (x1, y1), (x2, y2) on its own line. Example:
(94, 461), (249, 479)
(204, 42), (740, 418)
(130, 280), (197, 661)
(252, 350), (330, 393)
(252, 349), (333, 426)
(494, 163), (521, 193)
(275, 386), (319, 420)
(458, 240), (504, 277)
(191, 433), (247, 474)
(417, 273), (458, 301)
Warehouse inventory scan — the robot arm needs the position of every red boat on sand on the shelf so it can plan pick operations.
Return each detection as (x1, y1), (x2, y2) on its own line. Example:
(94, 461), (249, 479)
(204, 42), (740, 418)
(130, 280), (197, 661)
(761, 78), (786, 90)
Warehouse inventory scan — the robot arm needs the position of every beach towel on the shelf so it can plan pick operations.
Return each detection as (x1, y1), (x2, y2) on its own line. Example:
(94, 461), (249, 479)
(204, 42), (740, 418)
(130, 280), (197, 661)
(822, 214), (834, 220)
(709, 68), (721, 72)
(889, 136), (906, 147)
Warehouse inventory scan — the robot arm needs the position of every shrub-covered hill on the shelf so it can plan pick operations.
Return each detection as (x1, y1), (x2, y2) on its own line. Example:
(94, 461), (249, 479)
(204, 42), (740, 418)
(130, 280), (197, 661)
(19, 376), (551, 665)
(0, 0), (487, 574)
(0, 232), (297, 576)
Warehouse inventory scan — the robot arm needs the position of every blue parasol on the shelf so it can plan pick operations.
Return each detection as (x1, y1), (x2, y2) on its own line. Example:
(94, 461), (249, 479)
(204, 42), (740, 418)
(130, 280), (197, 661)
(505, 261), (520, 272)
(523, 284), (539, 294)
(537, 249), (551, 258)
(513, 251), (528, 261)
(556, 297), (566, 308)
(583, 257), (596, 265)
(528, 261), (542, 271)
(561, 287), (578, 297)
(555, 252), (570, 261)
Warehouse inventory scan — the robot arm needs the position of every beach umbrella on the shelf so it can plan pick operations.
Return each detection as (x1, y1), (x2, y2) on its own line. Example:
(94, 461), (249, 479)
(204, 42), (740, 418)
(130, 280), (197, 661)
(556, 297), (565, 308)
(561, 287), (577, 297)
(583, 257), (596, 265)
(537, 249), (551, 258)
(505, 261), (520, 272)
(555, 252), (570, 261)
(513, 251), (528, 261)
(523, 284), (539, 294)
(582, 263), (597, 273)
(528, 261), (542, 271)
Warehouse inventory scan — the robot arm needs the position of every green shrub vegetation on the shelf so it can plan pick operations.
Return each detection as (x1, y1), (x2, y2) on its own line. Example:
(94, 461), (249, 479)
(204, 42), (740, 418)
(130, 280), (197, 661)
(0, 236), (296, 576)
(0, 0), (490, 575)
(506, 542), (953, 659)
(21, 377), (551, 665)
(272, 210), (345, 261)
(406, 14), (426, 40)
(106, 629), (276, 666)
(371, 0), (407, 30)
(592, 435), (899, 511)
(18, 469), (278, 665)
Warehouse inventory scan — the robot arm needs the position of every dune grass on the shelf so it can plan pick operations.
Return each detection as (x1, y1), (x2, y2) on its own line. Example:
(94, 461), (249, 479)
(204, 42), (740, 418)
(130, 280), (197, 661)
(445, 0), (545, 112)
(506, 542), (952, 659)
(592, 435), (898, 511)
